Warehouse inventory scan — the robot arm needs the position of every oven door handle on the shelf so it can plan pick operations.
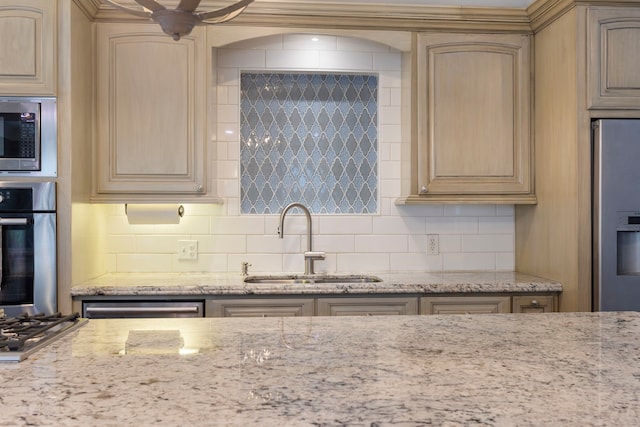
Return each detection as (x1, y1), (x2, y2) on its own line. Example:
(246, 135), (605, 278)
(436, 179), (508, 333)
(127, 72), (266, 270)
(0, 217), (29, 225)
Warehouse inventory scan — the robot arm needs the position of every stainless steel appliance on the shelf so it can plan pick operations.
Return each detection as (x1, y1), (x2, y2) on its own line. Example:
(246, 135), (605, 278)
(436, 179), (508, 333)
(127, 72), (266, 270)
(0, 181), (56, 317)
(0, 312), (87, 362)
(83, 300), (205, 318)
(593, 119), (640, 311)
(0, 97), (56, 176)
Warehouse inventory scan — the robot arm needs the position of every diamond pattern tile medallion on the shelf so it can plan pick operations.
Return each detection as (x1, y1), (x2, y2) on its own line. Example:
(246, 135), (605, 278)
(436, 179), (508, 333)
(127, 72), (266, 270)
(240, 73), (378, 214)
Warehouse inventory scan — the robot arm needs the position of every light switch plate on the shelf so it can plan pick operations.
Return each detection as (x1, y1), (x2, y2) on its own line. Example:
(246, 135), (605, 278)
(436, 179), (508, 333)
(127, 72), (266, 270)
(178, 240), (198, 260)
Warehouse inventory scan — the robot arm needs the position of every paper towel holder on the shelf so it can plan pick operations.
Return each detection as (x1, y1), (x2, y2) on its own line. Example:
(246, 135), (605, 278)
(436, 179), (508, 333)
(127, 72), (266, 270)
(124, 204), (185, 224)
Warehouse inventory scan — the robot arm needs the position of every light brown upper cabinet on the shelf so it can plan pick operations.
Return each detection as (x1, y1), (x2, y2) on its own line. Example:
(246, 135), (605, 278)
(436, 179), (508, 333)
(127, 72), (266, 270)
(0, 0), (56, 95)
(93, 23), (217, 203)
(588, 7), (640, 109)
(398, 32), (534, 204)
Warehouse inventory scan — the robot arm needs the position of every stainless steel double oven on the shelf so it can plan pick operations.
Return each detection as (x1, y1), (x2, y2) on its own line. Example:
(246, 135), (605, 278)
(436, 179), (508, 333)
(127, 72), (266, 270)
(0, 181), (56, 317)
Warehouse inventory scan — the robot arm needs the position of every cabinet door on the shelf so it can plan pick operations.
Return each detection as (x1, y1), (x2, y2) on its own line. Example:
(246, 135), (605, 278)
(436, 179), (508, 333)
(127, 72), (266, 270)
(316, 297), (418, 316)
(411, 32), (533, 203)
(420, 296), (511, 314)
(512, 295), (557, 313)
(206, 298), (315, 317)
(588, 7), (640, 108)
(0, 0), (55, 95)
(94, 23), (209, 201)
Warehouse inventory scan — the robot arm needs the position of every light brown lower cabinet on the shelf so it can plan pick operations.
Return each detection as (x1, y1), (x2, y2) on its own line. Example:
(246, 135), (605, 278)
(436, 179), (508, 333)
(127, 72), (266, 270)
(205, 298), (314, 317)
(512, 295), (557, 313)
(316, 297), (419, 316)
(420, 296), (511, 314)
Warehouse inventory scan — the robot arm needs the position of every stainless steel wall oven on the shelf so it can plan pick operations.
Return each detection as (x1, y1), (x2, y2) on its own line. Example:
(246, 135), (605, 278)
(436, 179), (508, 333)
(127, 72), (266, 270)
(0, 181), (56, 316)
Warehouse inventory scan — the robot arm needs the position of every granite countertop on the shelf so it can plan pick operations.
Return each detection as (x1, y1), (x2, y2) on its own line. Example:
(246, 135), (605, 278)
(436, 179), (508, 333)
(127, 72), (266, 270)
(71, 271), (562, 296)
(1, 312), (638, 426)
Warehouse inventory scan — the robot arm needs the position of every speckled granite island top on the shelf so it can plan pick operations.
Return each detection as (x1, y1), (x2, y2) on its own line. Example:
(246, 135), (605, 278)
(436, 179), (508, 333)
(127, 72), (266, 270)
(1, 312), (639, 426)
(71, 271), (561, 296)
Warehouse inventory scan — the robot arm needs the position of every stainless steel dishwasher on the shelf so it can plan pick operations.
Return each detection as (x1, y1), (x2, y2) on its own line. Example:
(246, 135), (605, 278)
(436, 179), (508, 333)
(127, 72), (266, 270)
(82, 301), (205, 318)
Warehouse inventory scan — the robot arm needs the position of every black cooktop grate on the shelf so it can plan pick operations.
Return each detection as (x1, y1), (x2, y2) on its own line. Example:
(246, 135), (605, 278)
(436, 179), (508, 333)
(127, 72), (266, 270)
(0, 312), (81, 352)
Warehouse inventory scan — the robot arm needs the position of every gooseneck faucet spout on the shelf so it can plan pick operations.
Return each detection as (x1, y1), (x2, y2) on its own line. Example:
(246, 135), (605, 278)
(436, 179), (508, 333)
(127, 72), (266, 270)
(278, 202), (325, 275)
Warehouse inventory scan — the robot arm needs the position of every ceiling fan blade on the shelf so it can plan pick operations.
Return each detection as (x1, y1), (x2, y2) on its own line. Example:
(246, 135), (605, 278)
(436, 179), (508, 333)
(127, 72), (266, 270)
(103, 0), (152, 18)
(134, 0), (166, 12)
(197, 0), (254, 23)
(177, 0), (201, 12)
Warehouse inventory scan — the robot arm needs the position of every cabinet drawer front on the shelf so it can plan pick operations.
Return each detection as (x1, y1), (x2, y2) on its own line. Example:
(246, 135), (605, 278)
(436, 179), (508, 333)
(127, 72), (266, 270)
(512, 295), (556, 313)
(317, 297), (418, 316)
(206, 299), (314, 317)
(420, 296), (511, 314)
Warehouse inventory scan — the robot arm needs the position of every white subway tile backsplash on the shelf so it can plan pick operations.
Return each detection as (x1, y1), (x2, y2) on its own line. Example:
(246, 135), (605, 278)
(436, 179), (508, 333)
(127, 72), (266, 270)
(106, 235), (136, 253)
(462, 234), (514, 252)
(217, 160), (238, 179)
(283, 34), (337, 51)
(444, 204), (497, 217)
(391, 253), (442, 271)
(439, 234), (462, 253)
(372, 216), (425, 234)
(380, 160), (401, 180)
(374, 52), (402, 70)
(443, 253), (496, 271)
(380, 124), (402, 143)
(217, 67), (240, 86)
(355, 235), (407, 253)
(211, 217), (265, 235)
(479, 216), (515, 234)
(216, 105), (238, 123)
(228, 253), (283, 274)
(135, 235), (187, 254)
(247, 234), (301, 254)
(218, 48), (266, 68)
(197, 235), (246, 254)
(266, 50), (320, 68)
(313, 235), (355, 252)
(427, 217), (478, 234)
(117, 254), (174, 272)
(380, 105), (401, 125)
(497, 205), (515, 216)
(319, 51), (373, 70)
(173, 253), (228, 272)
(103, 34), (516, 275)
(337, 253), (390, 272)
(379, 178), (401, 198)
(319, 216), (372, 234)
(337, 36), (391, 52)
(496, 253), (515, 271)
(226, 34), (283, 50)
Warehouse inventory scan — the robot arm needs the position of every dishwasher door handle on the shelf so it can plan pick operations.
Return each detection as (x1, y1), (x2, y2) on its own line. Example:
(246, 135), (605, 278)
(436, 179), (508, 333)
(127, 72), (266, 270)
(84, 305), (202, 317)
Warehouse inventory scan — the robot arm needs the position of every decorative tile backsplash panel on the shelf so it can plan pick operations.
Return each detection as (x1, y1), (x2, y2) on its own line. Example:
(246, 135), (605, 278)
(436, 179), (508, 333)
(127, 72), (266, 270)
(240, 72), (378, 214)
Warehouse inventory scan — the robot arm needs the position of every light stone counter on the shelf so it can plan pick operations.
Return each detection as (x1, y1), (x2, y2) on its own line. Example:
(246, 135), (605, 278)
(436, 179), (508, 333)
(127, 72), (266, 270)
(1, 312), (638, 426)
(71, 271), (562, 296)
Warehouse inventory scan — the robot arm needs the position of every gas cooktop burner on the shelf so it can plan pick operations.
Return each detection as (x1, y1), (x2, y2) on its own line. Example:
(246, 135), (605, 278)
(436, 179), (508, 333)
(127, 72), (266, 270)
(0, 312), (87, 362)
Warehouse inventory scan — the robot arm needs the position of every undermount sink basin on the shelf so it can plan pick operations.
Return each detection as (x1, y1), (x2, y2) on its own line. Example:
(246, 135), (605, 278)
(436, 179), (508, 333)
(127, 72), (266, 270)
(243, 274), (382, 285)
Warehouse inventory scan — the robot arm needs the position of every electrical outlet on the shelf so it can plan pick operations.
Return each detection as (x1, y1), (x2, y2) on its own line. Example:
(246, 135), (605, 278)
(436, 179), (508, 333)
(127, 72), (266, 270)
(178, 240), (198, 260)
(427, 234), (439, 255)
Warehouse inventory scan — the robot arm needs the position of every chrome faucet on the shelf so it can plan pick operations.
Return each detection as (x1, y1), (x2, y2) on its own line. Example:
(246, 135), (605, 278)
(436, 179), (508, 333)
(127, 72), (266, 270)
(278, 202), (325, 275)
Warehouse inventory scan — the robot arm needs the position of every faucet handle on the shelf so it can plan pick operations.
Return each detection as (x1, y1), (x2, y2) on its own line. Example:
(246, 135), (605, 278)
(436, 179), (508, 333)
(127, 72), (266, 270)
(304, 251), (326, 261)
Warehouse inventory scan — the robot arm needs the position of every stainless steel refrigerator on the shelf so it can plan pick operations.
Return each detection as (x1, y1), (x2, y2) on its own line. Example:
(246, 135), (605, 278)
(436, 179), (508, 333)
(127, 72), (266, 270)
(593, 119), (640, 311)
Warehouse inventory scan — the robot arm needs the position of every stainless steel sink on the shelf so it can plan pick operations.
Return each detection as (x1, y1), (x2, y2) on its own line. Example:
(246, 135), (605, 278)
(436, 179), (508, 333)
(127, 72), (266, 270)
(243, 274), (382, 284)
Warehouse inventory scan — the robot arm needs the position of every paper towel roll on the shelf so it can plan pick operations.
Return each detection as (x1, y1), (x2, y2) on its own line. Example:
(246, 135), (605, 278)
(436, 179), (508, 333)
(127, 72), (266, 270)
(125, 204), (184, 224)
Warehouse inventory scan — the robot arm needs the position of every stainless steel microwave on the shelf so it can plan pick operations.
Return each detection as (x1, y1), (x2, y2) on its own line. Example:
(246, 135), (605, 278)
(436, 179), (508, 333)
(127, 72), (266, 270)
(0, 97), (56, 177)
